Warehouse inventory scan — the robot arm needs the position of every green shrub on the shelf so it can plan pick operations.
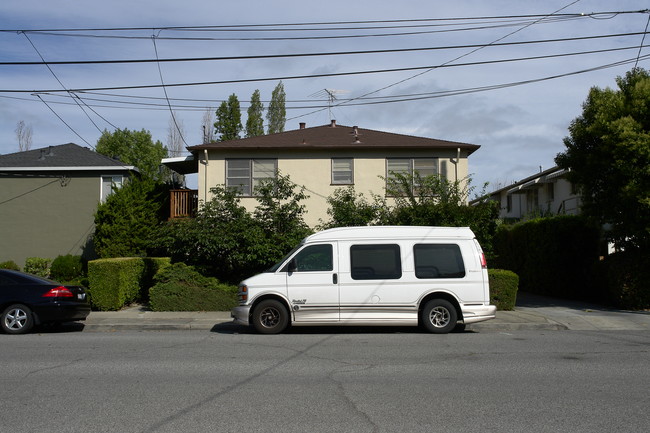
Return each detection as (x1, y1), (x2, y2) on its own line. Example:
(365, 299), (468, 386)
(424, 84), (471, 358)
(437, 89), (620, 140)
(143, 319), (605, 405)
(24, 257), (51, 278)
(149, 263), (238, 311)
(493, 215), (601, 301)
(87, 258), (145, 310)
(50, 255), (84, 281)
(489, 269), (519, 310)
(87, 257), (171, 310)
(0, 260), (20, 270)
(603, 250), (650, 310)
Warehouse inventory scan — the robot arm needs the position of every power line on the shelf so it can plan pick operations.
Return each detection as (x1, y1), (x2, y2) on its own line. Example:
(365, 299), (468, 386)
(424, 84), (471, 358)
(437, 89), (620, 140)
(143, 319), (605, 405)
(3, 43), (646, 94)
(1, 31), (646, 66)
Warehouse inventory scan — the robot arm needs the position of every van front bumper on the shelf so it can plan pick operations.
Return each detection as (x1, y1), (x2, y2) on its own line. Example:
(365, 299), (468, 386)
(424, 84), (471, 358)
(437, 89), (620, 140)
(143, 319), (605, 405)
(461, 304), (497, 324)
(231, 305), (251, 325)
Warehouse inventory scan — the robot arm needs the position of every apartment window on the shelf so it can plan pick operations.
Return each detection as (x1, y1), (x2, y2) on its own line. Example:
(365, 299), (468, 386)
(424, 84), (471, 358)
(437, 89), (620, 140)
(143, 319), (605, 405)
(226, 159), (277, 196)
(386, 158), (438, 195)
(547, 182), (555, 201)
(414, 244), (466, 279)
(100, 175), (123, 203)
(350, 244), (402, 280)
(506, 194), (513, 213)
(332, 158), (354, 185)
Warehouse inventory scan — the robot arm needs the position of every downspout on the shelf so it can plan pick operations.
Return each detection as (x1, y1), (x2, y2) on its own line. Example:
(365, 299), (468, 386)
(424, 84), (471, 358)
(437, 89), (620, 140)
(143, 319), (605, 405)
(450, 147), (460, 181)
(201, 149), (209, 204)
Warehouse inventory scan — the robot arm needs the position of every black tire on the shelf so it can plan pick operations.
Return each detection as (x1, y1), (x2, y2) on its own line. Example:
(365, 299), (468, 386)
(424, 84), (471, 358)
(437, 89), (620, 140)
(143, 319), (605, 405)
(1, 304), (35, 335)
(251, 300), (289, 334)
(421, 299), (457, 334)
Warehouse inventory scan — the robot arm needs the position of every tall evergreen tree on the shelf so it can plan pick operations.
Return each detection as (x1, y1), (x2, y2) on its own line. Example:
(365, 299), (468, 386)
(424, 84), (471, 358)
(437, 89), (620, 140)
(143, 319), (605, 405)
(266, 81), (286, 134)
(246, 89), (265, 138)
(214, 94), (242, 141)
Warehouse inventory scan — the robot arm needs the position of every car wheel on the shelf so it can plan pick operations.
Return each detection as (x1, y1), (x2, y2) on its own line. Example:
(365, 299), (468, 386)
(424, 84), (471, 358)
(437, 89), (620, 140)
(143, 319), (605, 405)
(421, 299), (457, 334)
(1, 304), (34, 335)
(252, 300), (289, 334)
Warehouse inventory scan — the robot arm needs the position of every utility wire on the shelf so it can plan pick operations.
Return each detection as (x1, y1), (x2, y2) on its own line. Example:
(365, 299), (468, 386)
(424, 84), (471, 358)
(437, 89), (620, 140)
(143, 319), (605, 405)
(152, 34), (189, 147)
(5, 43), (646, 94)
(2, 31), (646, 66)
(635, 14), (650, 68)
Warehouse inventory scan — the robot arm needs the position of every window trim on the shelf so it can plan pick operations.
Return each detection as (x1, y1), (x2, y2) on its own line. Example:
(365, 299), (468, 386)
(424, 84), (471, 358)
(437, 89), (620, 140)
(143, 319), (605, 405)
(100, 174), (123, 203)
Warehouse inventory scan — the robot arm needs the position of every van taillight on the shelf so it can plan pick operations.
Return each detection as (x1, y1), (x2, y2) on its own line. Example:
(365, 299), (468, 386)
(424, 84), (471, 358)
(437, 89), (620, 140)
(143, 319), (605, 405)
(480, 253), (487, 268)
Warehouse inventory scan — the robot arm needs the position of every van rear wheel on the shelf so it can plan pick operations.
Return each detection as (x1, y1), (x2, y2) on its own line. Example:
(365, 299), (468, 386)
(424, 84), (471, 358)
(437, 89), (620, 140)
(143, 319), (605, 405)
(252, 300), (289, 334)
(422, 299), (457, 334)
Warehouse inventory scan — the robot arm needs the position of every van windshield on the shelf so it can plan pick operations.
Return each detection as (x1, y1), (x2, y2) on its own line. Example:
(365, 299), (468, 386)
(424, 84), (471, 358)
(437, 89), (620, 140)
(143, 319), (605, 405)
(265, 244), (302, 272)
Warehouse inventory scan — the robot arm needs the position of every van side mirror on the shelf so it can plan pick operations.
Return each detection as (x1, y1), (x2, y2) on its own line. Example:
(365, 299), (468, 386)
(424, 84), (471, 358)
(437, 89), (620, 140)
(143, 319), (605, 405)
(287, 259), (297, 273)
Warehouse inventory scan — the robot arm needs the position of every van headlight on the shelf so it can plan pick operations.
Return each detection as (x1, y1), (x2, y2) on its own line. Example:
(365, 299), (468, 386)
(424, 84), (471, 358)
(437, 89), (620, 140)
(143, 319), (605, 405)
(238, 284), (248, 304)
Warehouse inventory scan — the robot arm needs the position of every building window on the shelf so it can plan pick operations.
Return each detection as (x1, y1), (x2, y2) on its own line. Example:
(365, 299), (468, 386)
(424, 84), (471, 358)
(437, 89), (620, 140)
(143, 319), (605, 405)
(386, 158), (438, 195)
(226, 159), (277, 196)
(547, 182), (555, 201)
(101, 175), (123, 203)
(332, 158), (354, 185)
(506, 194), (513, 213)
(350, 244), (402, 280)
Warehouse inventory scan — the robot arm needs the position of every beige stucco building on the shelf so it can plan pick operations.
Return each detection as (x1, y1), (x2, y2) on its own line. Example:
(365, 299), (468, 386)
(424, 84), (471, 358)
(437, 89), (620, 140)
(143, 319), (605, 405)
(167, 121), (480, 227)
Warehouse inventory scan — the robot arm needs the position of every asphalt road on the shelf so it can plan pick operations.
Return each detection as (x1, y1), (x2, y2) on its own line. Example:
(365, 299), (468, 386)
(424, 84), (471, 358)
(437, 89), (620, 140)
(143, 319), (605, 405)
(1, 327), (648, 433)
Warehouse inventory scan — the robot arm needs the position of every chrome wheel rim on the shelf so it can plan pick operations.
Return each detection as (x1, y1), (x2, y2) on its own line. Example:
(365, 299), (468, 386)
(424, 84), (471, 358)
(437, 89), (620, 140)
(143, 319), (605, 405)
(260, 307), (281, 328)
(429, 306), (450, 328)
(5, 308), (28, 331)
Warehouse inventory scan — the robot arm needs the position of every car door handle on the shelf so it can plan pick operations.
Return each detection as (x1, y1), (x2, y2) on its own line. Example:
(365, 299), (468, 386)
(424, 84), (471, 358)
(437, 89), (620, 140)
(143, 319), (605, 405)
(333, 273), (338, 284)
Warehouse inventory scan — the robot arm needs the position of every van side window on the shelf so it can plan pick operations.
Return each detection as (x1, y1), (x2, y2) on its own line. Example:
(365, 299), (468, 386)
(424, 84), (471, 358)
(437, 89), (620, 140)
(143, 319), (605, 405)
(350, 244), (401, 280)
(414, 244), (466, 278)
(290, 244), (333, 272)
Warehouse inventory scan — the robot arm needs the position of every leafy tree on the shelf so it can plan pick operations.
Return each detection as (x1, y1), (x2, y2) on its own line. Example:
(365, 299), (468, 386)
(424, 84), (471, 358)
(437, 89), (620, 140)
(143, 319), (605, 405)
(214, 94), (242, 141)
(96, 128), (167, 180)
(321, 173), (499, 253)
(267, 81), (286, 134)
(555, 68), (650, 249)
(246, 89), (265, 138)
(153, 173), (311, 283)
(93, 178), (168, 258)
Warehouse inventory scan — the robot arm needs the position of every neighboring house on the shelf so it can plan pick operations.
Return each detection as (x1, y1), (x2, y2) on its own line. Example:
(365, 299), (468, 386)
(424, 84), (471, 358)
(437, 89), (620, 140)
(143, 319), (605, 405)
(478, 166), (580, 220)
(163, 120), (480, 227)
(0, 143), (136, 267)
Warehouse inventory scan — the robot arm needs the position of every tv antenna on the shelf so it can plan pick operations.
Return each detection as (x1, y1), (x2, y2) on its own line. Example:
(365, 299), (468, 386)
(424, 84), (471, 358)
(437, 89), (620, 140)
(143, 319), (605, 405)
(308, 89), (349, 121)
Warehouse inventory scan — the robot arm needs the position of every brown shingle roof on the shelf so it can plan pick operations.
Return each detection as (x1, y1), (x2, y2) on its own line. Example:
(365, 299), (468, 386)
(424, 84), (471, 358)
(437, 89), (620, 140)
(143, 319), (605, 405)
(187, 123), (480, 154)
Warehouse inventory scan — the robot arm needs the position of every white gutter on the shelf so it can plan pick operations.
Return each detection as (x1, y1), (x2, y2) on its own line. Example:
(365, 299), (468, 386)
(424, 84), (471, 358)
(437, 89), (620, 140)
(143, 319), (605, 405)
(0, 166), (137, 172)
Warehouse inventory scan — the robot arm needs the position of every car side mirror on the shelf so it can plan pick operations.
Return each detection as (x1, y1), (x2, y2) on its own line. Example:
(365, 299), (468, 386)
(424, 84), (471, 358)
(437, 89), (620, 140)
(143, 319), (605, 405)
(287, 259), (297, 273)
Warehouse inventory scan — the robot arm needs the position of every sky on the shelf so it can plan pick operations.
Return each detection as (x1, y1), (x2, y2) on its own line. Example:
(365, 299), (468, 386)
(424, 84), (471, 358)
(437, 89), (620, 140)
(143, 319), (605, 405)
(1, 0), (648, 193)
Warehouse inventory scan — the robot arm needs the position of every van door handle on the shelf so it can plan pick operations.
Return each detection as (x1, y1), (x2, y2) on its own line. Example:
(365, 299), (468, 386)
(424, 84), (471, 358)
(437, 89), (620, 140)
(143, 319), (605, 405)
(333, 273), (338, 284)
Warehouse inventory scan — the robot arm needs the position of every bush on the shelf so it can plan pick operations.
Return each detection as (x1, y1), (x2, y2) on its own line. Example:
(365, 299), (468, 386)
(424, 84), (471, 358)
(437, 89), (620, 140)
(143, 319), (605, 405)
(149, 263), (238, 311)
(0, 260), (20, 270)
(602, 250), (650, 310)
(488, 269), (519, 310)
(87, 257), (171, 310)
(493, 215), (601, 301)
(50, 255), (84, 281)
(24, 257), (51, 278)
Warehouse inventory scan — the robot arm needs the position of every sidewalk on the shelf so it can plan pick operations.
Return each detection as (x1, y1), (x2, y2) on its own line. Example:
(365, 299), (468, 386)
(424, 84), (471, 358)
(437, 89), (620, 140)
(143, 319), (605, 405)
(80, 293), (650, 332)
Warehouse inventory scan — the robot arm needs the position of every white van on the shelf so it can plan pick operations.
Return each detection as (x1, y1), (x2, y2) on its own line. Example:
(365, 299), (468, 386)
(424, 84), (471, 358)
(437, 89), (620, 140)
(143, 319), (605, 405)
(231, 226), (496, 334)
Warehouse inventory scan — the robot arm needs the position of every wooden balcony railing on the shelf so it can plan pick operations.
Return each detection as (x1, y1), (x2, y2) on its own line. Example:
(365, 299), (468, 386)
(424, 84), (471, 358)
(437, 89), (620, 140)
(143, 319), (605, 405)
(170, 189), (198, 219)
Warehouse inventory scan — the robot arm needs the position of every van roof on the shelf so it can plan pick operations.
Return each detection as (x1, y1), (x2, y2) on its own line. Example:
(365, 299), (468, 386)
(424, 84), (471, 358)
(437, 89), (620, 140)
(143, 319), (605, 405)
(304, 226), (476, 243)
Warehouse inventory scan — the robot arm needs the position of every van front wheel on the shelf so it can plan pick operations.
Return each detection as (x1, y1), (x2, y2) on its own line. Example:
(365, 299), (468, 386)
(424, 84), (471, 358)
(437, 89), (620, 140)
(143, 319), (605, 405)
(252, 300), (289, 334)
(422, 299), (457, 334)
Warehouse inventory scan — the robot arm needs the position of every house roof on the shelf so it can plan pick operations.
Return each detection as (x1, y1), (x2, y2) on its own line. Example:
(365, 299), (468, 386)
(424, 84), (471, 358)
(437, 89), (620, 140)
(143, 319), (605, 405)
(187, 122), (480, 154)
(489, 166), (570, 197)
(0, 143), (136, 171)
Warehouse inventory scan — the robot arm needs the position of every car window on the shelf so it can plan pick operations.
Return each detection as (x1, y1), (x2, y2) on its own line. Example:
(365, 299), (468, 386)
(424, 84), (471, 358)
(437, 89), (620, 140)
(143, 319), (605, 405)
(289, 244), (333, 272)
(414, 244), (466, 278)
(350, 244), (402, 280)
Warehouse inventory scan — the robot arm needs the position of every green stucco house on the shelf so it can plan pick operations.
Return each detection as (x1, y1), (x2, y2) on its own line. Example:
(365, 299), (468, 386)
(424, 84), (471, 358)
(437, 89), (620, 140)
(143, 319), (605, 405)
(0, 143), (136, 268)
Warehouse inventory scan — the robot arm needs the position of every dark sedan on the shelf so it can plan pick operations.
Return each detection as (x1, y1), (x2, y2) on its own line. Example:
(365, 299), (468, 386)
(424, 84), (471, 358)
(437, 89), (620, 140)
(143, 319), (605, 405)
(0, 269), (91, 334)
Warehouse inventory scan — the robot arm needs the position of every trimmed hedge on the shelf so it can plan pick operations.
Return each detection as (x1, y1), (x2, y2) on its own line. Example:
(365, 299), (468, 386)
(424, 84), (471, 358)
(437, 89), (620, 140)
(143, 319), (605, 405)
(488, 269), (519, 310)
(494, 215), (602, 301)
(601, 250), (650, 310)
(88, 257), (171, 311)
(149, 263), (238, 312)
